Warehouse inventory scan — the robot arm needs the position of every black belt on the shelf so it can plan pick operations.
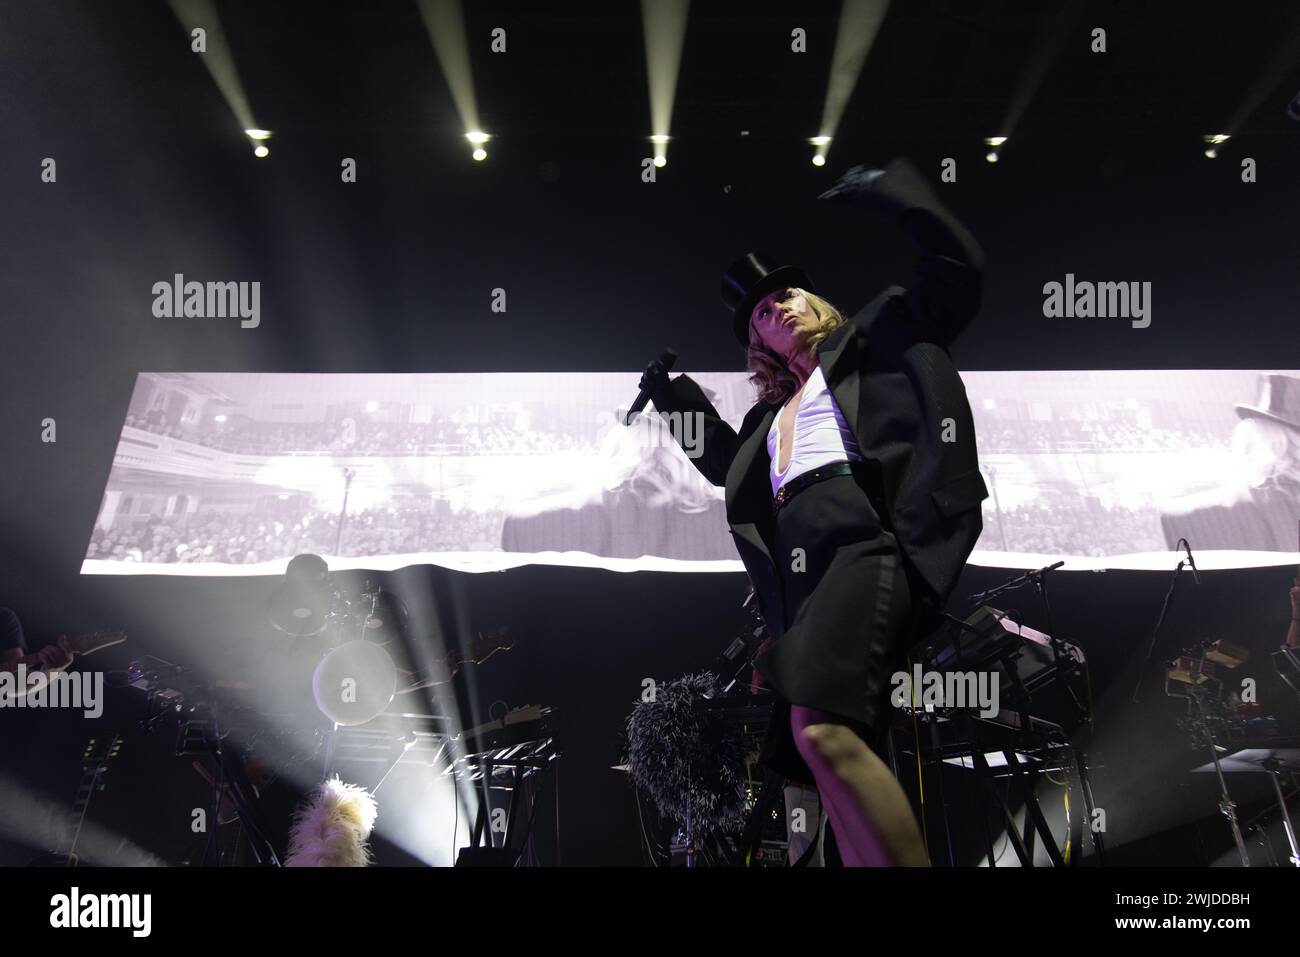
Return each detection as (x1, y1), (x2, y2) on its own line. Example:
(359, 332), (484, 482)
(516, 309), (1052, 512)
(772, 461), (870, 512)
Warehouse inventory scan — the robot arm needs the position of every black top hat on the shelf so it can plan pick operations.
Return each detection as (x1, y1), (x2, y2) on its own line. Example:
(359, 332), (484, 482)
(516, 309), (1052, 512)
(1235, 373), (1300, 433)
(721, 252), (815, 346)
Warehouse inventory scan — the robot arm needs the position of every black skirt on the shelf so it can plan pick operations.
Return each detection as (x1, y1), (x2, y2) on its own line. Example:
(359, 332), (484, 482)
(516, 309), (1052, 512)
(754, 470), (916, 786)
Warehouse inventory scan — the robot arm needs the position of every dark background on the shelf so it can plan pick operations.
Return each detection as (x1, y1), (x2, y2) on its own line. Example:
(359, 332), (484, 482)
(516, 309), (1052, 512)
(0, 0), (1298, 865)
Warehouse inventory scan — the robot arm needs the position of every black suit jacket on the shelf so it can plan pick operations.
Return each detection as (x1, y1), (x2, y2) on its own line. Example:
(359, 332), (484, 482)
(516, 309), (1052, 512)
(652, 158), (989, 638)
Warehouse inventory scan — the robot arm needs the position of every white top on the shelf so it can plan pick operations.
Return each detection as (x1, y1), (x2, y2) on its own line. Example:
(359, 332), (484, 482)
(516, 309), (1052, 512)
(766, 365), (864, 496)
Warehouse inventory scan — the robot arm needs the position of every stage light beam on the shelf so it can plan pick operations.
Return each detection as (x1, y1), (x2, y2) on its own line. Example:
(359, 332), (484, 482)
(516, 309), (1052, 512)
(417, 0), (489, 160)
(994, 0), (1088, 161)
(1222, 12), (1300, 136)
(167, 0), (270, 159)
(641, 0), (689, 168)
(812, 0), (890, 164)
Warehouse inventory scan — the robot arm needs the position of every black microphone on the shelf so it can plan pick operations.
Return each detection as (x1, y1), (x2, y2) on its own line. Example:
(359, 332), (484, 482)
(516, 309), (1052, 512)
(625, 348), (677, 425)
(1181, 539), (1201, 585)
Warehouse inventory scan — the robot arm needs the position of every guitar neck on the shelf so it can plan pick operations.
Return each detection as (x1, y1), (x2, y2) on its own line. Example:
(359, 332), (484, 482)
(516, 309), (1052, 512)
(56, 735), (122, 866)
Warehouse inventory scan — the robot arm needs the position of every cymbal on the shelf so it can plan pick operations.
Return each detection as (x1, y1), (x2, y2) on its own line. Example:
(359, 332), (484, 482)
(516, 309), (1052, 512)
(266, 580), (332, 637)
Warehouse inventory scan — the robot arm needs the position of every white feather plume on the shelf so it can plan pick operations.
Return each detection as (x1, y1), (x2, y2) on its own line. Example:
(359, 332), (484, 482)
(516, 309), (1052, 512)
(285, 776), (378, 867)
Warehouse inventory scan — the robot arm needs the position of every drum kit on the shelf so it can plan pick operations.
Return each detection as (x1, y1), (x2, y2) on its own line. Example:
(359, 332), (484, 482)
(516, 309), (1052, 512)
(266, 552), (408, 726)
(1166, 634), (1300, 867)
(33, 550), (535, 866)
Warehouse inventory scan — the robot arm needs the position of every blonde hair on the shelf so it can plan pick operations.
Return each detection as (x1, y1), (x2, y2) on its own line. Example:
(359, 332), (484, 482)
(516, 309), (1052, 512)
(1231, 416), (1300, 489)
(745, 287), (846, 405)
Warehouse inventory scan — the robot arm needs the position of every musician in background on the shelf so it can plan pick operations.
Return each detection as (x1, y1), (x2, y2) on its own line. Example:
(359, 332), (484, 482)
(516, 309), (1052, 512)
(0, 607), (73, 674)
(0, 607), (125, 676)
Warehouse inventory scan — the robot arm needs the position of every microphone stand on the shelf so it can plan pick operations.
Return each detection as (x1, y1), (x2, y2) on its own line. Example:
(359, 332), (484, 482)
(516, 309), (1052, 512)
(1169, 671), (1251, 867)
(1132, 554), (1192, 705)
(968, 562), (1077, 717)
(333, 467), (356, 557)
(201, 691), (282, 866)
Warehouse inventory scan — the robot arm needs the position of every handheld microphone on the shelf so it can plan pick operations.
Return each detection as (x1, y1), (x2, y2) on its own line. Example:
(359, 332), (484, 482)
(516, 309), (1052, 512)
(625, 348), (677, 425)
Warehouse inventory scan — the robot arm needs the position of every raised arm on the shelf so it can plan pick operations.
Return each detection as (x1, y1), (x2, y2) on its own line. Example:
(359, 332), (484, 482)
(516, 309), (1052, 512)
(818, 157), (984, 347)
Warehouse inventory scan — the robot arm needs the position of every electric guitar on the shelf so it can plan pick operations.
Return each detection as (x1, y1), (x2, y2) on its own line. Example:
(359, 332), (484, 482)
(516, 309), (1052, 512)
(1, 631), (127, 701)
(397, 626), (515, 692)
(26, 733), (124, 867)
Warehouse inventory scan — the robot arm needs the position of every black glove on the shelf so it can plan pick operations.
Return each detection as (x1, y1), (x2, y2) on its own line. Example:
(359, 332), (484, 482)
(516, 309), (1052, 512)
(816, 163), (886, 204)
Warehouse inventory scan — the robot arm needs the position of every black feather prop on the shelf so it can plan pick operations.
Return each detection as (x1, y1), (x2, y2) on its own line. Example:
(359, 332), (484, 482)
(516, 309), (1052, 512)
(624, 672), (751, 834)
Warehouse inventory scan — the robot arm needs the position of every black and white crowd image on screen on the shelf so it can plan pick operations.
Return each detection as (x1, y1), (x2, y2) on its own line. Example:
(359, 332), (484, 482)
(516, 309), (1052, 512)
(83, 368), (1300, 575)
